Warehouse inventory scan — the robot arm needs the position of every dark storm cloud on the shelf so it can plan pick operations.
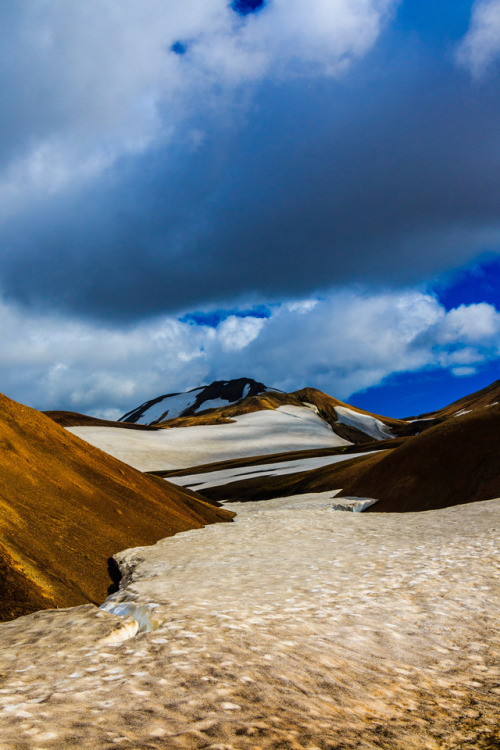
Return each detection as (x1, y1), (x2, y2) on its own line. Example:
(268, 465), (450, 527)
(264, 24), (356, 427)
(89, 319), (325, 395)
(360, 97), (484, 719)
(1, 12), (500, 320)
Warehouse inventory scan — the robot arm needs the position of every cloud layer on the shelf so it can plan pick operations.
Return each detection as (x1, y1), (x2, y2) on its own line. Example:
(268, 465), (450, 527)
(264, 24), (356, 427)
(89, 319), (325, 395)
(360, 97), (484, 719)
(1, 1), (500, 321)
(2, 288), (498, 418)
(1, 2), (500, 416)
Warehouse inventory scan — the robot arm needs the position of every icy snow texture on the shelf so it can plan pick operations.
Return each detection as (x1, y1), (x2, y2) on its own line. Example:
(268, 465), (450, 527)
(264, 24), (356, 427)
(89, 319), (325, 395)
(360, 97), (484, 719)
(0, 498), (498, 748)
(334, 405), (393, 440)
(69, 405), (350, 471)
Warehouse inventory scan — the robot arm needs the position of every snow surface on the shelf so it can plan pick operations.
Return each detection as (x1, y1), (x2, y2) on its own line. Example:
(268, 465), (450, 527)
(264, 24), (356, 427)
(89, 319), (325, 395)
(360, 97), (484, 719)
(196, 397), (230, 412)
(132, 390), (201, 424)
(334, 406), (393, 441)
(169, 451), (379, 491)
(69, 405), (351, 472)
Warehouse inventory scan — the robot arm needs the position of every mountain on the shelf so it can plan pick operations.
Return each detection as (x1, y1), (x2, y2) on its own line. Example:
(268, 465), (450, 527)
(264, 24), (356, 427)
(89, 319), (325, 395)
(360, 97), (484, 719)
(347, 403), (500, 512)
(119, 377), (270, 425)
(46, 377), (500, 511)
(193, 405), (500, 512)
(0, 392), (233, 622)
(57, 383), (410, 473)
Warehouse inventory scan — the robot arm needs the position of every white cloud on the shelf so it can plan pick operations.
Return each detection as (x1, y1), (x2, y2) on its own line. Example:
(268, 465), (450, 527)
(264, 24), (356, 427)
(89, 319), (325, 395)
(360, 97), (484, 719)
(1, 287), (498, 418)
(456, 0), (500, 77)
(0, 0), (396, 219)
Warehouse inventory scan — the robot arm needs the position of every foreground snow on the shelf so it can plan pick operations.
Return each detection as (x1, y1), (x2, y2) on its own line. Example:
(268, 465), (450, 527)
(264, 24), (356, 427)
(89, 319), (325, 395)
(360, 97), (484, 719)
(69, 405), (350, 471)
(1, 498), (498, 749)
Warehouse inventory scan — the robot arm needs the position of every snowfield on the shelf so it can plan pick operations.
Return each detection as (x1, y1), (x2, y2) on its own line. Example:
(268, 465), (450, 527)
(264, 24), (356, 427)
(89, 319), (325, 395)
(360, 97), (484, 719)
(69, 405), (351, 472)
(169, 451), (379, 492)
(2, 498), (496, 748)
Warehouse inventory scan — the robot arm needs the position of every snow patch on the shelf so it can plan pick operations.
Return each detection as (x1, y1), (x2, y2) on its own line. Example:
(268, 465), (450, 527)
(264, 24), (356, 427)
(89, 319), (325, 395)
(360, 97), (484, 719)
(329, 496), (379, 512)
(195, 397), (230, 412)
(134, 391), (201, 424)
(169, 451), (380, 491)
(405, 417), (436, 423)
(334, 406), (393, 441)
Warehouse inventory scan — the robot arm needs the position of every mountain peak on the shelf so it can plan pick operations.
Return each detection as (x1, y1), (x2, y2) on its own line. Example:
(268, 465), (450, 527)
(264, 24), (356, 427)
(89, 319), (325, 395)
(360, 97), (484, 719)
(120, 377), (270, 425)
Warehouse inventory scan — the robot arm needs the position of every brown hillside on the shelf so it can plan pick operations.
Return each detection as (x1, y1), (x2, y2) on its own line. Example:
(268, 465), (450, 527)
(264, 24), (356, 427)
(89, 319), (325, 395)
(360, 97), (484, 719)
(346, 404), (500, 512)
(0, 393), (233, 622)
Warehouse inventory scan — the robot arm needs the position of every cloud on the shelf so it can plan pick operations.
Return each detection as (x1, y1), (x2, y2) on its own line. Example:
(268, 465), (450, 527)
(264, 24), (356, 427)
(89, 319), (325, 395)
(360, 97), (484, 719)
(1, 1), (500, 330)
(0, 0), (395, 218)
(456, 0), (500, 77)
(2, 24), (500, 321)
(1, 288), (498, 418)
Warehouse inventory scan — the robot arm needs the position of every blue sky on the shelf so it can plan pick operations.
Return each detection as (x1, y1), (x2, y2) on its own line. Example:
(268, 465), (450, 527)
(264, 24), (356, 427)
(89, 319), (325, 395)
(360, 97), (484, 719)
(0, 0), (499, 418)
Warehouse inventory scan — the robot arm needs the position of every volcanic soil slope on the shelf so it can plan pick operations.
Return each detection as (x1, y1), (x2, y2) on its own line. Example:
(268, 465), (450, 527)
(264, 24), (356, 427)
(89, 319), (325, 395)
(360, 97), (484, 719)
(0, 393), (233, 623)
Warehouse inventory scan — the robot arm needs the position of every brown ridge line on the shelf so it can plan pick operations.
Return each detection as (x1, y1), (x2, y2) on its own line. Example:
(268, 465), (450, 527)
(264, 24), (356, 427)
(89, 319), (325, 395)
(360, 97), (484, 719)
(45, 410), (160, 430)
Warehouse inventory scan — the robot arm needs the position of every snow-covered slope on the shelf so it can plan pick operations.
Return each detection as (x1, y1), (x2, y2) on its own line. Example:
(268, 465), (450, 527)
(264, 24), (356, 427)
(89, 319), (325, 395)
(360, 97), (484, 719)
(120, 378), (269, 425)
(168, 450), (378, 492)
(69, 404), (350, 472)
(334, 406), (393, 441)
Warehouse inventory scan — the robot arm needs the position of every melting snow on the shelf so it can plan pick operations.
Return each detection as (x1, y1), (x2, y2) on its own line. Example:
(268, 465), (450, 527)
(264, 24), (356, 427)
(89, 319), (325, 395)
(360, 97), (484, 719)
(334, 406), (393, 441)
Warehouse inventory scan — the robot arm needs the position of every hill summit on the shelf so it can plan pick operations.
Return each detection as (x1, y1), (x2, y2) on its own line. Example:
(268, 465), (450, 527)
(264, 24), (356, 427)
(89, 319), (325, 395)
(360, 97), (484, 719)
(119, 377), (270, 425)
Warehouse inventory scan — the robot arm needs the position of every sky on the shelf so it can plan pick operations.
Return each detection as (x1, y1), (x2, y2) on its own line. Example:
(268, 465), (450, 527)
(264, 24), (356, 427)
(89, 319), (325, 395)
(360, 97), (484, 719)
(1, 0), (500, 419)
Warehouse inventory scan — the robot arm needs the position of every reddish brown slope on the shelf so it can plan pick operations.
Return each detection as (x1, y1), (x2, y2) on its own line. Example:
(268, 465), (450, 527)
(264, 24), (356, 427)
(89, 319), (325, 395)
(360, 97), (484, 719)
(0, 393), (233, 622)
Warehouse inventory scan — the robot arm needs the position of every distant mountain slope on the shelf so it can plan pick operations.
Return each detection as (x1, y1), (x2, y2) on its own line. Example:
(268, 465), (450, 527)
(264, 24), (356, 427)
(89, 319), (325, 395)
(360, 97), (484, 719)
(60, 382), (413, 474)
(0, 393), (233, 622)
(159, 386), (409, 442)
(120, 377), (269, 425)
(68, 404), (351, 472)
(117, 379), (409, 442)
(208, 405), (500, 512)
